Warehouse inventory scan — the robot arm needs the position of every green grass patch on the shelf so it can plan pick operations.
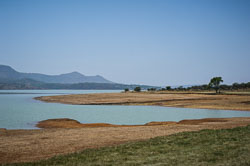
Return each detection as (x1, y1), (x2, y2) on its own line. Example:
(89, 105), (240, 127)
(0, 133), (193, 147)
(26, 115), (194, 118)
(5, 126), (250, 166)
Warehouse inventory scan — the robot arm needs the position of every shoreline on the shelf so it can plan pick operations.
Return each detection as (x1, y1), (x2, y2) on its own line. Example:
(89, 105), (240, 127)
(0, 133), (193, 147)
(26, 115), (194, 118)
(2, 92), (250, 164)
(35, 92), (250, 111)
(1, 117), (250, 164)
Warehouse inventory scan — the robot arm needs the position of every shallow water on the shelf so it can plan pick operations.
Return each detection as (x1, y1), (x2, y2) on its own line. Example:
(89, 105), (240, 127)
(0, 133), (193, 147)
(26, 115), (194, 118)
(1, 90), (250, 129)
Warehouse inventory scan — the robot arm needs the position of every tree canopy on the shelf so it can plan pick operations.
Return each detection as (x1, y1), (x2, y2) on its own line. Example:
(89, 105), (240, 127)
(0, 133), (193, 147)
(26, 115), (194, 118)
(209, 77), (223, 93)
(134, 87), (141, 92)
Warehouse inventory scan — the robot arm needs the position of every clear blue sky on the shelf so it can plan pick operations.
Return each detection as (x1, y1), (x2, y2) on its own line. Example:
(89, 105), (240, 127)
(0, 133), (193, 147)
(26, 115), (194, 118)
(0, 0), (250, 86)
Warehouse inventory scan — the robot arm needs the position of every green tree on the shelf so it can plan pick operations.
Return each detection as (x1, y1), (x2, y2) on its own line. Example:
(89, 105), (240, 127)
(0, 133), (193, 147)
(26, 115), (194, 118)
(166, 86), (171, 90)
(177, 86), (184, 90)
(147, 88), (156, 91)
(209, 77), (223, 94)
(134, 87), (141, 92)
(124, 88), (129, 92)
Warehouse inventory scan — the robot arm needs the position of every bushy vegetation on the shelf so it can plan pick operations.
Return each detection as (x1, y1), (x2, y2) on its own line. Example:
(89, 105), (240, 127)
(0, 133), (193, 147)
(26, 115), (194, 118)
(147, 88), (156, 91)
(160, 77), (250, 92)
(7, 125), (250, 166)
(187, 82), (250, 91)
(134, 86), (141, 92)
(124, 88), (129, 92)
(166, 86), (171, 90)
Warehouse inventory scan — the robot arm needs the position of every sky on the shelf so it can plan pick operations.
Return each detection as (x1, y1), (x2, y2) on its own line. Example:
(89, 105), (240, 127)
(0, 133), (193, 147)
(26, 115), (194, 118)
(0, 0), (250, 86)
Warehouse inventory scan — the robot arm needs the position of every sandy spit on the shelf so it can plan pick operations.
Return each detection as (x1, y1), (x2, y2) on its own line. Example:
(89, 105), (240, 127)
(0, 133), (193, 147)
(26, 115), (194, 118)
(35, 92), (250, 111)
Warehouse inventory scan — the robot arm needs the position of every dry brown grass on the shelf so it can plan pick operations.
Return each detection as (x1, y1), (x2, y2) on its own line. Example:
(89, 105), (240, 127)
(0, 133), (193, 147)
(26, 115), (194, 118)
(1, 117), (250, 164)
(35, 92), (250, 111)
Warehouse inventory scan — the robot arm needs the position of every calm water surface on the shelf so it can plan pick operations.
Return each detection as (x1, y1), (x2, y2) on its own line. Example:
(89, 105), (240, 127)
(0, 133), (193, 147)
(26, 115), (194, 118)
(1, 90), (250, 129)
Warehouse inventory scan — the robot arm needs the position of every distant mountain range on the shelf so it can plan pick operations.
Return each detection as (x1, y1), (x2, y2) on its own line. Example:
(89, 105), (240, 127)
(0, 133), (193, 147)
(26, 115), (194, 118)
(0, 65), (112, 84)
(0, 65), (158, 90)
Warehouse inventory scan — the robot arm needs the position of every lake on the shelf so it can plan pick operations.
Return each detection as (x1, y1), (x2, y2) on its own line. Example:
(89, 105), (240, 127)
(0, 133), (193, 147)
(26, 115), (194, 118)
(1, 90), (250, 129)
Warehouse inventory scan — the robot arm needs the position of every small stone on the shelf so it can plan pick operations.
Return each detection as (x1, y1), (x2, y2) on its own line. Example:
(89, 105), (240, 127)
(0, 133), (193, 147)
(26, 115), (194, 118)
(0, 128), (7, 133)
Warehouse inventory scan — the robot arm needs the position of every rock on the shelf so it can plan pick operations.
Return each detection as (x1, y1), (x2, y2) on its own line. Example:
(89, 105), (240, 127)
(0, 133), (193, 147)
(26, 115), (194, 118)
(0, 128), (7, 134)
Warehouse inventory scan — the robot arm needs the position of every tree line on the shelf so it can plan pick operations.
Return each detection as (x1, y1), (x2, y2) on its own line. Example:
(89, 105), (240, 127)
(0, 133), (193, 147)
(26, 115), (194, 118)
(127, 77), (250, 94)
(166, 78), (250, 93)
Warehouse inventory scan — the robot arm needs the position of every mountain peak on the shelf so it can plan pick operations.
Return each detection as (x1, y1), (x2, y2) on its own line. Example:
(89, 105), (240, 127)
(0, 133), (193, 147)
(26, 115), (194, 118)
(71, 71), (84, 75)
(62, 71), (84, 76)
(0, 65), (113, 84)
(0, 65), (20, 79)
(0, 65), (17, 72)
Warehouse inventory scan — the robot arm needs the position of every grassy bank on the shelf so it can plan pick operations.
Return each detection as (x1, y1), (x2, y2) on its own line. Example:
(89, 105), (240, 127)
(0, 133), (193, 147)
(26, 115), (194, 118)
(5, 125), (250, 166)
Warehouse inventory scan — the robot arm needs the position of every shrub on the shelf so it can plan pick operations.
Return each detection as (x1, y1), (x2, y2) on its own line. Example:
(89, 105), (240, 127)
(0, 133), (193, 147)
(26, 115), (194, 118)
(134, 87), (141, 92)
(124, 88), (129, 92)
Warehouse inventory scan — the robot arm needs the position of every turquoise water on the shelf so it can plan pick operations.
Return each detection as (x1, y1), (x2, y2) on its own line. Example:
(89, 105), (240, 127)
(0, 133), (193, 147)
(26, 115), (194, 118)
(1, 90), (250, 129)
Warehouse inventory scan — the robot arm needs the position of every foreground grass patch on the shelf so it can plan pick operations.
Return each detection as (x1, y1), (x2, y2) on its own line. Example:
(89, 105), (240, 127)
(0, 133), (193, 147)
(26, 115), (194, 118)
(6, 126), (250, 166)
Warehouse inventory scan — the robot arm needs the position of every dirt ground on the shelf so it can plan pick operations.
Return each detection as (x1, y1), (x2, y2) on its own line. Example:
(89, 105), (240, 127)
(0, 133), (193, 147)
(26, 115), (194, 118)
(35, 92), (250, 111)
(1, 117), (250, 164)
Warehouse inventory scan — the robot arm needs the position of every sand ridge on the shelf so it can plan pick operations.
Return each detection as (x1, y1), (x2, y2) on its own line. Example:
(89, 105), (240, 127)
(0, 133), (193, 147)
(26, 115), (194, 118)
(36, 118), (178, 129)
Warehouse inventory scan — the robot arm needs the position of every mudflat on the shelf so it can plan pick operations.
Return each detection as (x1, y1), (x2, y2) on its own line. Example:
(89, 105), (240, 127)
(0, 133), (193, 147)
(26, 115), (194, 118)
(1, 117), (250, 164)
(35, 92), (250, 111)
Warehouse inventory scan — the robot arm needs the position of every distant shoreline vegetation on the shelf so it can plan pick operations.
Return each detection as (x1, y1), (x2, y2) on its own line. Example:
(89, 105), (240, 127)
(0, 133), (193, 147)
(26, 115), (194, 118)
(0, 79), (158, 90)
(152, 81), (250, 92)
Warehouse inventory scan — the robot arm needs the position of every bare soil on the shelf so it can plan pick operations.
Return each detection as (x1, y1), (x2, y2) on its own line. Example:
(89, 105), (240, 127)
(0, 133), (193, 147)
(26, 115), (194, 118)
(1, 117), (250, 164)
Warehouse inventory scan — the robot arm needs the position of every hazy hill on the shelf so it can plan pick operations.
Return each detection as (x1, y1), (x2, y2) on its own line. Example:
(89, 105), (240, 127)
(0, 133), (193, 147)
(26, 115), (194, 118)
(0, 65), (112, 84)
(0, 65), (159, 90)
(0, 65), (20, 80)
(0, 79), (157, 90)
